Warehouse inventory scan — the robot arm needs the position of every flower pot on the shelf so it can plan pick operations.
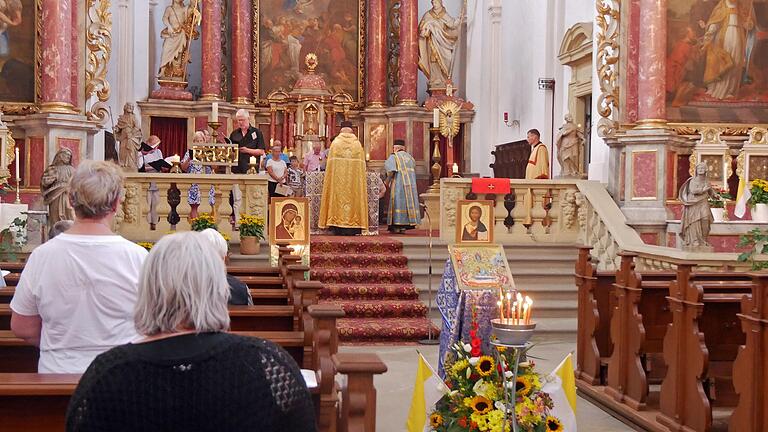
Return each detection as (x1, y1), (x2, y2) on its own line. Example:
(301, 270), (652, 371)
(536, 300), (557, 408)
(239, 236), (260, 255)
(754, 203), (768, 223)
(710, 207), (726, 222)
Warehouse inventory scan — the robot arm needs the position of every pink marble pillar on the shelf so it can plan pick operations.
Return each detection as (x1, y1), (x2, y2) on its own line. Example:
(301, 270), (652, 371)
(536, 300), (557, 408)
(200, 0), (222, 100)
(637, 0), (666, 124)
(398, 0), (418, 105)
(40, 0), (75, 113)
(270, 110), (276, 144)
(366, 0), (387, 107)
(231, 0), (252, 104)
(287, 110), (294, 149)
(282, 111), (289, 147)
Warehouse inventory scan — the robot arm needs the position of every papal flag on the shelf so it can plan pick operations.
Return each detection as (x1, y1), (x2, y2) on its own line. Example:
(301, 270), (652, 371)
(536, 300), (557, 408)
(406, 353), (446, 432)
(541, 353), (578, 432)
(735, 175), (752, 219)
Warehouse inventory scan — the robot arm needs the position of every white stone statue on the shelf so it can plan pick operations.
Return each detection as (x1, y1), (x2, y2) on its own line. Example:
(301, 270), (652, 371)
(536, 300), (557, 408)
(679, 162), (716, 249)
(113, 102), (142, 171)
(158, 0), (201, 79)
(418, 0), (465, 91)
(40, 148), (75, 233)
(555, 114), (584, 178)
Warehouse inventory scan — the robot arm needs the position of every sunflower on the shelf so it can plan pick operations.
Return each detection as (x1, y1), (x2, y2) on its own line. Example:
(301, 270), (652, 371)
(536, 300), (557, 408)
(475, 355), (495, 377)
(470, 395), (493, 415)
(516, 376), (533, 396)
(545, 416), (564, 431)
(429, 413), (443, 428)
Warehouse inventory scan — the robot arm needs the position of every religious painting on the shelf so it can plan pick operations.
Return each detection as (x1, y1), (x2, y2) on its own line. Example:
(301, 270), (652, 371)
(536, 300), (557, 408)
(0, 0), (37, 113)
(455, 200), (494, 245)
(269, 197), (309, 245)
(448, 244), (514, 292)
(666, 0), (768, 123)
(255, 0), (364, 104)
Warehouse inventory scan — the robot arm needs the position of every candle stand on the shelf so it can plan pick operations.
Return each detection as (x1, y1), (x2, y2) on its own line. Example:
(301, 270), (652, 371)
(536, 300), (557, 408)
(491, 320), (536, 432)
(208, 121), (221, 142)
(169, 161), (182, 174)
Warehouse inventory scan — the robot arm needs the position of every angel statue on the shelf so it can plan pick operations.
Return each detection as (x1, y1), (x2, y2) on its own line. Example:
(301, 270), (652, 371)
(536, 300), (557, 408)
(418, 0), (466, 91)
(158, 0), (201, 80)
(554, 114), (584, 178)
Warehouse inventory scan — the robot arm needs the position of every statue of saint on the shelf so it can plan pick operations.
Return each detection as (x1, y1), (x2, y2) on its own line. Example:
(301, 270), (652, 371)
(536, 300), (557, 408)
(555, 114), (584, 178)
(158, 0), (201, 79)
(40, 148), (75, 232)
(113, 102), (142, 171)
(679, 162), (716, 248)
(418, 0), (465, 91)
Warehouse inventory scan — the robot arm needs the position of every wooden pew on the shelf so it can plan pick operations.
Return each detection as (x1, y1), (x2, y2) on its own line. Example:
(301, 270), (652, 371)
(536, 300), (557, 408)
(0, 373), (79, 432)
(333, 353), (388, 432)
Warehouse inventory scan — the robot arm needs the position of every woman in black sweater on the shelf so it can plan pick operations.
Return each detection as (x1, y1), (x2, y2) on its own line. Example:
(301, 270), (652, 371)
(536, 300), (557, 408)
(66, 232), (315, 431)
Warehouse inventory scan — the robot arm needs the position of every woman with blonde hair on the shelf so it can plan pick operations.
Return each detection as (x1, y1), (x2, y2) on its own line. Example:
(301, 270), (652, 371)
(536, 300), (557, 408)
(180, 130), (215, 219)
(66, 232), (315, 431)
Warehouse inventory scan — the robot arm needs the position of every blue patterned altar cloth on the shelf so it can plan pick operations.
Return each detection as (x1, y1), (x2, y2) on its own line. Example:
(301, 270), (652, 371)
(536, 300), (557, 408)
(436, 259), (499, 377)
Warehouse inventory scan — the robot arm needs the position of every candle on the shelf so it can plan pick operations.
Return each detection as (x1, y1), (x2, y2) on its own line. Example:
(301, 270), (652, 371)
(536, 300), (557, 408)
(525, 297), (533, 324)
(211, 102), (219, 122)
(366, 152), (370, 161)
(14, 147), (19, 181)
(270, 137), (274, 147)
(516, 293), (523, 323)
(506, 292), (512, 323)
(432, 108), (439, 127)
(289, 151), (293, 157)
(293, 124), (297, 135)
(452, 163), (459, 175)
(170, 154), (180, 164)
(326, 125), (330, 137)
(249, 156), (257, 165)
(497, 301), (503, 321)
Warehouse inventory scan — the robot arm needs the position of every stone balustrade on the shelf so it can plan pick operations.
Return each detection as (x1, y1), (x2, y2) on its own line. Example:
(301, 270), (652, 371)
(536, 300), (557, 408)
(116, 173), (269, 242)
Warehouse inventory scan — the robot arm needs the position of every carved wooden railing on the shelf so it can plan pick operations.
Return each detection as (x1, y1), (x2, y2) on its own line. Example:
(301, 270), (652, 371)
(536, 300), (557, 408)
(116, 173), (269, 241)
(333, 353), (388, 432)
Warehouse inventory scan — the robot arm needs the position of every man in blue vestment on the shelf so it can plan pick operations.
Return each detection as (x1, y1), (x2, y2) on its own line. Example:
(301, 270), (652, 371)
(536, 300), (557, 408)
(384, 139), (421, 233)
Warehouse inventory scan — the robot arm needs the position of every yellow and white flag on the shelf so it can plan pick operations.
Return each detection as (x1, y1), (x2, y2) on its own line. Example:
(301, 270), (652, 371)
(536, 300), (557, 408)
(542, 353), (578, 432)
(735, 176), (751, 219)
(406, 353), (446, 432)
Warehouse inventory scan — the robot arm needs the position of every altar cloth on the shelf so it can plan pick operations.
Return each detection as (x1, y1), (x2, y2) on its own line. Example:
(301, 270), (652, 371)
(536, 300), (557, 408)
(305, 171), (381, 236)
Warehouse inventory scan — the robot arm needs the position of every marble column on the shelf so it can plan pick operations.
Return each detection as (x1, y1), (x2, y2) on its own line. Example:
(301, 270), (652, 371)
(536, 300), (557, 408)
(200, 0), (222, 100)
(270, 109), (276, 143)
(231, 0), (252, 104)
(637, 0), (666, 126)
(282, 110), (288, 147)
(398, 0), (418, 105)
(366, 0), (387, 107)
(40, 0), (75, 113)
(287, 110), (294, 149)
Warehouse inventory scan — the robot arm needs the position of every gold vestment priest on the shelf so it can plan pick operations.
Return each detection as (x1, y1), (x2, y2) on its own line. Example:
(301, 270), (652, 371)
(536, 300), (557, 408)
(525, 143), (550, 180)
(319, 132), (369, 230)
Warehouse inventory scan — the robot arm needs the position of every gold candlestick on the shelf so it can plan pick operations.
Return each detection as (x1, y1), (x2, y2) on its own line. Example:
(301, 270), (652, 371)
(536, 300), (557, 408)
(426, 127), (443, 194)
(246, 163), (257, 175)
(208, 121), (221, 142)
(170, 161), (182, 174)
(14, 176), (20, 204)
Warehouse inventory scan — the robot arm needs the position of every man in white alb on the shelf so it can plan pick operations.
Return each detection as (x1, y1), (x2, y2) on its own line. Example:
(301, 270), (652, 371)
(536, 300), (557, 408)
(10, 161), (147, 373)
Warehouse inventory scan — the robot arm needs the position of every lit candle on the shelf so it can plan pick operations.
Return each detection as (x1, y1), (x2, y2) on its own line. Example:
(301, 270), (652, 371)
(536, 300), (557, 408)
(249, 156), (257, 165)
(452, 163), (459, 175)
(432, 108), (439, 127)
(522, 303), (529, 326)
(497, 300), (503, 321)
(516, 293), (523, 323)
(270, 137), (274, 147)
(170, 154), (180, 164)
(366, 152), (370, 161)
(525, 297), (533, 324)
(14, 147), (19, 181)
(506, 292), (512, 323)
(211, 102), (219, 123)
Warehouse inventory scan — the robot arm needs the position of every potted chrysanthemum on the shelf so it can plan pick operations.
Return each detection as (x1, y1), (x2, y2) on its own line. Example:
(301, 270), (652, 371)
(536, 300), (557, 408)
(749, 179), (768, 223)
(238, 214), (265, 255)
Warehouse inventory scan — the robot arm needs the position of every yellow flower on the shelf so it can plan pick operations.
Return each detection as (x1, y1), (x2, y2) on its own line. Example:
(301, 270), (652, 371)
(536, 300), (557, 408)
(475, 356), (495, 377)
(451, 359), (469, 376)
(220, 232), (231, 242)
(136, 242), (154, 251)
(470, 396), (493, 415)
(515, 376), (533, 397)
(496, 346), (506, 353)
(545, 416), (564, 432)
(429, 413), (443, 428)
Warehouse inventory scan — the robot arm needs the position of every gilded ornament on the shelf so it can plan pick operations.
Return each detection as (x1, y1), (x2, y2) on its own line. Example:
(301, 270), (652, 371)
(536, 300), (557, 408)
(85, 0), (112, 103)
(736, 150), (745, 179)
(749, 127), (768, 145)
(595, 0), (620, 138)
(688, 151), (697, 177)
(438, 100), (461, 139)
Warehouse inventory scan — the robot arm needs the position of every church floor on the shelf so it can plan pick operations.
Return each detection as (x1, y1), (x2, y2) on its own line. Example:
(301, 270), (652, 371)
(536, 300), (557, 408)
(339, 334), (634, 432)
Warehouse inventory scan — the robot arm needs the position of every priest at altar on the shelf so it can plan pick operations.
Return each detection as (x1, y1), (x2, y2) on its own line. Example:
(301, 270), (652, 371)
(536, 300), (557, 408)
(525, 128), (549, 180)
(318, 121), (369, 235)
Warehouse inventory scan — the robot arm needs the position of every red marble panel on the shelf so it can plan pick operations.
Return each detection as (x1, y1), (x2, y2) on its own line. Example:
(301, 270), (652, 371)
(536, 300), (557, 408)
(195, 116), (208, 133)
(18, 192), (40, 205)
(27, 137), (45, 187)
(625, 0), (640, 123)
(231, 0), (252, 101)
(619, 152), (626, 201)
(40, 0), (73, 104)
(200, 0), (222, 98)
(676, 153), (690, 193)
(58, 138), (81, 166)
(368, 123), (388, 160)
(413, 121), (424, 160)
(392, 121), (406, 141)
(640, 232), (658, 245)
(637, 0), (666, 121)
(258, 123), (272, 145)
(398, 0), (418, 103)
(709, 236), (751, 253)
(668, 203), (683, 220)
(666, 150), (677, 199)
(632, 151), (657, 199)
(667, 232), (676, 248)
(366, 0), (387, 105)
(70, 0), (79, 106)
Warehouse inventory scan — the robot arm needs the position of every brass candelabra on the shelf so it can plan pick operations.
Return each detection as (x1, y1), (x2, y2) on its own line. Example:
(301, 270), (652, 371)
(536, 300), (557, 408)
(208, 121), (221, 142)
(426, 127), (443, 194)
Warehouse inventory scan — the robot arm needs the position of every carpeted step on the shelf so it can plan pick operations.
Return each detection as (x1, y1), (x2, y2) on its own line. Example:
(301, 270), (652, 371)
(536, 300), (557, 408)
(311, 236), (403, 254)
(311, 253), (409, 269)
(336, 317), (439, 343)
(311, 268), (413, 284)
(322, 299), (428, 318)
(320, 283), (419, 300)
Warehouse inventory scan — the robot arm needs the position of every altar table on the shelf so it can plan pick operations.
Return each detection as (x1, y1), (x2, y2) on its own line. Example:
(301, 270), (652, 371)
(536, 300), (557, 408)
(305, 172), (381, 236)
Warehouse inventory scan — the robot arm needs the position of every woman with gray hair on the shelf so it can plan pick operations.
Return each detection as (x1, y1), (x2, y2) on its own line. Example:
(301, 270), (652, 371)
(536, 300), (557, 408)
(10, 160), (147, 373)
(66, 232), (316, 431)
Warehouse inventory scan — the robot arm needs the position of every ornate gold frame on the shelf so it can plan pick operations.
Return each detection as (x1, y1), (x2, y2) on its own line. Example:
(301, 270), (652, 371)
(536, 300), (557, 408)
(85, 0), (112, 123)
(0, 0), (42, 115)
(252, 0), (366, 107)
(269, 197), (310, 246)
(454, 200), (495, 245)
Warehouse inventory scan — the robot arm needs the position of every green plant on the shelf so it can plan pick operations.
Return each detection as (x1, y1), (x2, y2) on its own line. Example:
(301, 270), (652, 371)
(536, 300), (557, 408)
(190, 212), (217, 231)
(238, 214), (265, 239)
(0, 217), (26, 261)
(708, 188), (732, 209)
(749, 179), (768, 206)
(737, 228), (768, 270)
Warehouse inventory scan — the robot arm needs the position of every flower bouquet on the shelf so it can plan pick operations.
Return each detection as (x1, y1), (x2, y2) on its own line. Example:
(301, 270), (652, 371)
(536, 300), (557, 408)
(190, 212), (217, 231)
(749, 179), (768, 206)
(707, 187), (731, 209)
(238, 214), (265, 255)
(429, 319), (562, 432)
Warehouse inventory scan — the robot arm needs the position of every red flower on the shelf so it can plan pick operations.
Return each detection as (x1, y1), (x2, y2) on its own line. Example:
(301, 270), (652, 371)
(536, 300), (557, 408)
(471, 346), (482, 357)
(470, 421), (479, 430)
(458, 417), (468, 427)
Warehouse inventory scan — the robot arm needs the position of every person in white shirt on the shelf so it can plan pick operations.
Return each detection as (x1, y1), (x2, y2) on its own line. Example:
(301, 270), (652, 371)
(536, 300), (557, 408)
(10, 160), (148, 373)
(265, 143), (288, 198)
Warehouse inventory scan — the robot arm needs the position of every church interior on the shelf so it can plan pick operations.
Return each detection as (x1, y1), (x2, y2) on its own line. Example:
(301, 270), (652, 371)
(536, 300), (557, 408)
(1, 0), (768, 431)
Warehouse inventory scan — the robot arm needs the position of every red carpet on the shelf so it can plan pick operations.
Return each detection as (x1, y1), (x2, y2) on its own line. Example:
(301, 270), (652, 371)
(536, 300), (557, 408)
(311, 236), (438, 343)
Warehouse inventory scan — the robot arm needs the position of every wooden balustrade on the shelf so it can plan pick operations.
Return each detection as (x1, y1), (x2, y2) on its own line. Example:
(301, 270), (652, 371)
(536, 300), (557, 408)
(117, 173), (269, 241)
(333, 353), (388, 432)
